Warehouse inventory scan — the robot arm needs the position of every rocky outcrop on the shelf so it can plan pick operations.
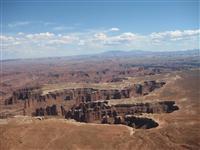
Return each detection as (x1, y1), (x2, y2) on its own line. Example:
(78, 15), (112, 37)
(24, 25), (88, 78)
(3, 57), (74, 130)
(64, 101), (110, 122)
(109, 77), (128, 82)
(4, 80), (166, 117)
(114, 101), (179, 114)
(6, 80), (165, 104)
(4, 86), (41, 105)
(63, 100), (178, 129)
(123, 115), (159, 129)
(1, 79), (179, 129)
(33, 105), (58, 116)
(134, 84), (142, 94)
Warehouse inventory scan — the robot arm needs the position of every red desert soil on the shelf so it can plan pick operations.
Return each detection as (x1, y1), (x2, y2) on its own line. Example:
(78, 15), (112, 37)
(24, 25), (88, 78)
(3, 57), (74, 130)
(0, 70), (199, 150)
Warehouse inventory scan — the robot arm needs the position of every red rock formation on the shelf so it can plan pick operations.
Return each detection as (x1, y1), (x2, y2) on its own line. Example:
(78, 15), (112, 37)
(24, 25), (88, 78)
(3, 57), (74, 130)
(4, 80), (166, 117)
(63, 100), (178, 129)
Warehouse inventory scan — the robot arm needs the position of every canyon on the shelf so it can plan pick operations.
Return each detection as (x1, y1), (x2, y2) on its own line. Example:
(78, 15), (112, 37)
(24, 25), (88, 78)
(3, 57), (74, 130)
(0, 50), (199, 150)
(2, 79), (177, 129)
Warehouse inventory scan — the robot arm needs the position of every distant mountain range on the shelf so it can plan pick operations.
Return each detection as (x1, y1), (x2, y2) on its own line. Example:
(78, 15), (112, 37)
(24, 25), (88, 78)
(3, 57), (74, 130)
(97, 49), (199, 58)
(1, 49), (199, 62)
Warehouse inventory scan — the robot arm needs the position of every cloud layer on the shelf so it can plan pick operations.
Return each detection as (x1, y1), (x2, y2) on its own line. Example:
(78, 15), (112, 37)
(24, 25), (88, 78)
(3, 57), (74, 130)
(1, 28), (199, 59)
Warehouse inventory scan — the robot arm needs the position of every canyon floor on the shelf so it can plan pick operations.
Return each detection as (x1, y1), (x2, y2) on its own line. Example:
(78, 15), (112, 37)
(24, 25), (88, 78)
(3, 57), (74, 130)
(0, 69), (199, 150)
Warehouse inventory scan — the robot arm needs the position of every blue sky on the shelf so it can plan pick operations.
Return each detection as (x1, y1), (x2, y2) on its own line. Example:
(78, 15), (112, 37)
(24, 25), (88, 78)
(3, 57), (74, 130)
(1, 0), (199, 59)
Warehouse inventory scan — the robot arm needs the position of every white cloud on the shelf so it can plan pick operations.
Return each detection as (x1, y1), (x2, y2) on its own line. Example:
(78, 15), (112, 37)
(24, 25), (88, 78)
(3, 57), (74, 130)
(92, 32), (142, 45)
(94, 33), (107, 40)
(1, 29), (199, 59)
(118, 32), (138, 41)
(150, 29), (200, 41)
(8, 21), (31, 28)
(52, 26), (75, 31)
(109, 27), (120, 31)
(78, 40), (85, 46)
(48, 35), (78, 45)
(0, 35), (15, 41)
(26, 32), (55, 39)
(43, 22), (56, 26)
(1, 32), (79, 51)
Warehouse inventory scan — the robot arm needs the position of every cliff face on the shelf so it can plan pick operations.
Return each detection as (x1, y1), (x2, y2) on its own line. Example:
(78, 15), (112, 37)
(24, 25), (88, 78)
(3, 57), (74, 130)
(1, 79), (179, 129)
(63, 100), (178, 129)
(3, 80), (166, 118)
